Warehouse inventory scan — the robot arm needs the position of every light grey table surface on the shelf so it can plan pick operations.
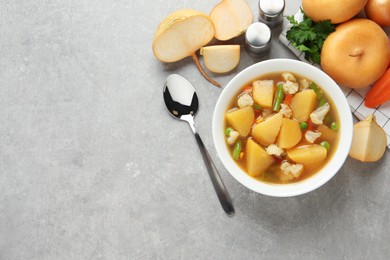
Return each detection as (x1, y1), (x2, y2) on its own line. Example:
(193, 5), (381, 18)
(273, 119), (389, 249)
(1, 0), (390, 259)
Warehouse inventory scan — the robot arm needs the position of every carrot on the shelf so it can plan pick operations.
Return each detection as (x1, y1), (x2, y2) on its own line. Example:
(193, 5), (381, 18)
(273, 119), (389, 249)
(254, 111), (261, 120)
(365, 68), (390, 108)
(283, 94), (293, 105)
(307, 118), (315, 131)
(242, 85), (252, 93)
(272, 155), (283, 164)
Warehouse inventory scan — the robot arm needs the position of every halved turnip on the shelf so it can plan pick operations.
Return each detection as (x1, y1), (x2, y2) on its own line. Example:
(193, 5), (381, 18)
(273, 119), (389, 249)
(200, 45), (240, 73)
(152, 9), (220, 87)
(321, 19), (390, 89)
(210, 0), (253, 41)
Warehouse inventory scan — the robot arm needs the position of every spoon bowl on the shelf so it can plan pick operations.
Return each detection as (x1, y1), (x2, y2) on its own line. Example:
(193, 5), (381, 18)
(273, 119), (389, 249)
(163, 74), (199, 119)
(163, 74), (235, 215)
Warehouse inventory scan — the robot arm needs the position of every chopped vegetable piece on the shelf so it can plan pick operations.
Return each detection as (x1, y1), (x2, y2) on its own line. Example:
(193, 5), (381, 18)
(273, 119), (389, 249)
(253, 80), (274, 108)
(226, 129), (239, 145)
(253, 103), (262, 110)
(287, 144), (327, 166)
(255, 116), (264, 124)
(262, 108), (273, 118)
(266, 144), (284, 157)
(307, 118), (315, 131)
(330, 122), (338, 131)
(309, 77), (327, 107)
(318, 96), (328, 107)
(252, 113), (283, 146)
(282, 72), (296, 82)
(310, 103), (330, 125)
(321, 141), (330, 150)
(305, 130), (322, 143)
(280, 161), (304, 178)
(324, 115), (332, 125)
(237, 93), (254, 108)
(300, 122), (308, 130)
(225, 127), (233, 136)
(277, 118), (302, 149)
(246, 138), (274, 176)
(233, 140), (242, 160)
(299, 78), (310, 89)
(309, 83), (321, 96)
(279, 104), (292, 118)
(273, 84), (285, 112)
(226, 106), (254, 137)
(283, 94), (294, 105)
(290, 89), (317, 122)
(283, 81), (299, 94)
(272, 155), (283, 164)
(317, 124), (337, 142)
(242, 86), (252, 92)
(256, 116), (264, 124)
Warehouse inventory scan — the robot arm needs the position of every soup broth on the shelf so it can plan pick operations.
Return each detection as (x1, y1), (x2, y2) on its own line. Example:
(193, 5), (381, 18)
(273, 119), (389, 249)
(224, 72), (340, 184)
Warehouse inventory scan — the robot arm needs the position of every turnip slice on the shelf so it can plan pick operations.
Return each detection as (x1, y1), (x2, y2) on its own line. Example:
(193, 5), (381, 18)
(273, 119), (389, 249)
(210, 0), (253, 41)
(200, 45), (240, 73)
(153, 9), (220, 87)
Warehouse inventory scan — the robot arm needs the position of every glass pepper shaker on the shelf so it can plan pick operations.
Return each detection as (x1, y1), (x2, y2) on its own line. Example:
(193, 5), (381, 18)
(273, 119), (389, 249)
(244, 22), (271, 56)
(258, 0), (285, 28)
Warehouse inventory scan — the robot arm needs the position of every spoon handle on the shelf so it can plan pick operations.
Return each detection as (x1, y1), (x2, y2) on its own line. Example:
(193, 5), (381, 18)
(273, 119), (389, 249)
(193, 132), (235, 215)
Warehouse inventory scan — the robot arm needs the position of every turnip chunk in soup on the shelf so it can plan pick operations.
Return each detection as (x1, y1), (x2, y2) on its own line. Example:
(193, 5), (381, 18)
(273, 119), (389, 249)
(223, 72), (340, 184)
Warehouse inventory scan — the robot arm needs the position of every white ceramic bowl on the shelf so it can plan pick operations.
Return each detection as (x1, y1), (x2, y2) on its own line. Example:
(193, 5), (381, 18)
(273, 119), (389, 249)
(212, 59), (353, 197)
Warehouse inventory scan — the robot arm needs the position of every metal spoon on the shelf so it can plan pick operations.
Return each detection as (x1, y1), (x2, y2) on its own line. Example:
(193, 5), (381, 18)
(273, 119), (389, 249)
(163, 74), (235, 215)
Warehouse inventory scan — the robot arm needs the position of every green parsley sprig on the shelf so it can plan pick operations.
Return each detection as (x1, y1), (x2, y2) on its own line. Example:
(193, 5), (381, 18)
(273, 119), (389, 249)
(286, 11), (335, 64)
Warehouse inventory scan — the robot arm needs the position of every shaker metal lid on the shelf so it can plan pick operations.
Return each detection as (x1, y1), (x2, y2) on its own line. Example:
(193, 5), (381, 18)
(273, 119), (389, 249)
(258, 0), (285, 27)
(244, 22), (271, 56)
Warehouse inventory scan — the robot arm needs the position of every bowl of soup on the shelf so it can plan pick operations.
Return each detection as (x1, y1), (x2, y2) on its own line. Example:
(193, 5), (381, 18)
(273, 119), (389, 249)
(212, 59), (353, 197)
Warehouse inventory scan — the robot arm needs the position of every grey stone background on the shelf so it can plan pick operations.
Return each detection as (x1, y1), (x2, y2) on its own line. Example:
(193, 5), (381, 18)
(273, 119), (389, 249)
(1, 0), (389, 259)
